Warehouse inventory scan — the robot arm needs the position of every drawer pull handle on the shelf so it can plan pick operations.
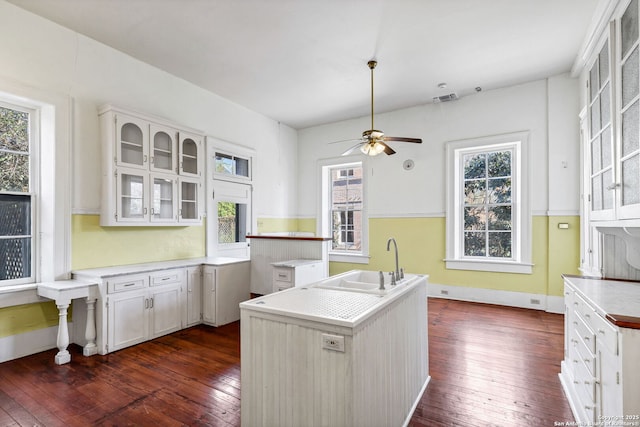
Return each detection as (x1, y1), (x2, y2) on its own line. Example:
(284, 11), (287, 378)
(585, 314), (590, 318)
(598, 329), (605, 334)
(584, 358), (590, 363)
(124, 283), (136, 287)
(161, 277), (171, 281)
(584, 380), (591, 385)
(573, 321), (578, 325)
(584, 336), (590, 341)
(573, 380), (580, 384)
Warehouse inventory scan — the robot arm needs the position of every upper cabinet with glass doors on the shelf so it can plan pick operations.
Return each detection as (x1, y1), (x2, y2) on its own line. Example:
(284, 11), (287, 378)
(586, 0), (640, 224)
(100, 105), (204, 226)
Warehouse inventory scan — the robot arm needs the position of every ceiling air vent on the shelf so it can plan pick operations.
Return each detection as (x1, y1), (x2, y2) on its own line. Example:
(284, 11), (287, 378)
(433, 93), (459, 103)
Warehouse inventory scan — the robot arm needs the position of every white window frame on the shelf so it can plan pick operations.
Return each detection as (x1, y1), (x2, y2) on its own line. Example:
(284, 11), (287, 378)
(445, 131), (532, 274)
(0, 101), (38, 286)
(318, 156), (369, 264)
(0, 82), (71, 296)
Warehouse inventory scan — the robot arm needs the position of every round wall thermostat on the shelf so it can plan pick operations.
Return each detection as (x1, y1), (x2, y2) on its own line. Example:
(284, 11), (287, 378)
(403, 159), (415, 170)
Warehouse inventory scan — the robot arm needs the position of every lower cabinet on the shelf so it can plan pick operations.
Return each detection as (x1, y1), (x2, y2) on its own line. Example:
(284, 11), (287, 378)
(185, 266), (202, 326)
(561, 279), (640, 424)
(203, 262), (250, 326)
(106, 269), (183, 352)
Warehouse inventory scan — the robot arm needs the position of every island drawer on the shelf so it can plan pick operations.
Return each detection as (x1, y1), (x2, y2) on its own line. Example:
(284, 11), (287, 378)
(150, 268), (183, 286)
(273, 267), (292, 282)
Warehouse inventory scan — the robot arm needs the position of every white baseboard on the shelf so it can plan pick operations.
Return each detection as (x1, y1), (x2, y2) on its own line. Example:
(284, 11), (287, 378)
(428, 283), (564, 314)
(0, 323), (73, 363)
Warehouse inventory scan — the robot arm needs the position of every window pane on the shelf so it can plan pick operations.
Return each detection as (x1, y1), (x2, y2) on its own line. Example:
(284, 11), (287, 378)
(488, 232), (512, 258)
(591, 135), (601, 172)
(488, 206), (512, 230)
(218, 201), (247, 243)
(330, 165), (362, 252)
(592, 175), (603, 211)
(0, 106), (29, 152)
(464, 232), (486, 256)
(590, 93), (601, 136)
(464, 207), (485, 230)
(464, 180), (485, 205)
(600, 82), (611, 127)
(589, 62), (599, 102)
(235, 157), (249, 177)
(622, 47), (639, 108)
(487, 151), (511, 177)
(488, 178), (511, 203)
(599, 42), (609, 86)
(622, 0), (639, 59)
(0, 151), (29, 192)
(601, 126), (612, 169)
(464, 153), (485, 179)
(622, 154), (640, 206)
(0, 194), (31, 281)
(215, 153), (234, 175)
(622, 100), (640, 157)
(603, 168), (614, 209)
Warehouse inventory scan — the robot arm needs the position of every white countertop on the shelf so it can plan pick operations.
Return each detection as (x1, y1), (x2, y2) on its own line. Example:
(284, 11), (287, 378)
(563, 275), (640, 328)
(241, 273), (427, 328)
(271, 259), (323, 268)
(72, 256), (249, 279)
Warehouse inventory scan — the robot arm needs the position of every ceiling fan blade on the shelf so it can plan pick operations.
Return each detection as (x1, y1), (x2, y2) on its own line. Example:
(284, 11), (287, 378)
(378, 141), (396, 155)
(342, 142), (365, 156)
(383, 136), (422, 144)
(328, 138), (363, 145)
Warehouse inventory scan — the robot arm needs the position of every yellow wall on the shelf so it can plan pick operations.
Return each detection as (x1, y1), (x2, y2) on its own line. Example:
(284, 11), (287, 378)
(256, 217), (316, 234)
(71, 214), (206, 270)
(328, 216), (580, 297)
(0, 301), (62, 338)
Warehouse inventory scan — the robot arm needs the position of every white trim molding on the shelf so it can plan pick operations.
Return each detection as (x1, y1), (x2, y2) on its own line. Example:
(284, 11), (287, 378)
(428, 282), (564, 314)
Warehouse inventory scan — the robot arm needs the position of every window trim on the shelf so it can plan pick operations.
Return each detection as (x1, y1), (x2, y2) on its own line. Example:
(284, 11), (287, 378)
(0, 81), (71, 292)
(318, 156), (369, 264)
(445, 131), (532, 274)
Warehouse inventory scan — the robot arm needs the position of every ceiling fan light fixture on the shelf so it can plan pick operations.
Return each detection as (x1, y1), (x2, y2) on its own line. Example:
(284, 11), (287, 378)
(361, 141), (385, 156)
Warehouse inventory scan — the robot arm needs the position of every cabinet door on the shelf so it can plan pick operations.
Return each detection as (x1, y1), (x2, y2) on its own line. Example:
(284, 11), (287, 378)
(179, 132), (203, 177)
(108, 288), (148, 351)
(598, 342), (622, 419)
(149, 283), (182, 338)
(179, 178), (201, 223)
(150, 174), (177, 223)
(115, 113), (149, 169)
(186, 266), (202, 326)
(202, 267), (216, 324)
(150, 124), (178, 174)
(116, 168), (149, 223)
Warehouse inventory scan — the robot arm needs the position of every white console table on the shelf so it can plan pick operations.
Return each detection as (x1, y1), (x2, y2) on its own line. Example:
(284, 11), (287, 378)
(37, 280), (99, 365)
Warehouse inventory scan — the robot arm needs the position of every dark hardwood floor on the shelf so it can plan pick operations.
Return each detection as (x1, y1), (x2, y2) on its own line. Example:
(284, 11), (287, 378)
(0, 298), (574, 426)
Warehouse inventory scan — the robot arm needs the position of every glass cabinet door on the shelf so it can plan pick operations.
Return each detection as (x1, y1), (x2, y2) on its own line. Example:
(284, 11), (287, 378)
(179, 132), (202, 177)
(619, 0), (640, 218)
(117, 169), (148, 222)
(116, 114), (149, 169)
(150, 175), (177, 222)
(150, 124), (177, 174)
(179, 178), (200, 223)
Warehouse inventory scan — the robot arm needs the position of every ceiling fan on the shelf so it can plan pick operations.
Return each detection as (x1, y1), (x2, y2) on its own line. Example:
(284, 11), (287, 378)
(332, 60), (422, 156)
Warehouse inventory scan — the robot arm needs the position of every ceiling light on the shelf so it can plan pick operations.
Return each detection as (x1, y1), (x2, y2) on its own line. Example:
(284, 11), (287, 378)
(361, 142), (385, 156)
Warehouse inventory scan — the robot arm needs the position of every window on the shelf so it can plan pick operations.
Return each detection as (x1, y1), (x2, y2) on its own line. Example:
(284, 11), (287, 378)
(445, 132), (531, 274)
(217, 201), (247, 244)
(0, 102), (36, 285)
(320, 158), (368, 263)
(214, 151), (250, 180)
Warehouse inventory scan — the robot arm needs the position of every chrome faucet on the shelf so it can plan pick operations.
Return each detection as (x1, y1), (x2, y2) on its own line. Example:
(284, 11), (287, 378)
(386, 237), (401, 281)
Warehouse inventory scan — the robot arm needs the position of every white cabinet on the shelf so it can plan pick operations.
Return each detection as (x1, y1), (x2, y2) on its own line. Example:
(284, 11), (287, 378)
(106, 269), (183, 352)
(185, 266), (202, 326)
(271, 259), (325, 293)
(560, 278), (640, 424)
(100, 105), (204, 226)
(203, 262), (250, 326)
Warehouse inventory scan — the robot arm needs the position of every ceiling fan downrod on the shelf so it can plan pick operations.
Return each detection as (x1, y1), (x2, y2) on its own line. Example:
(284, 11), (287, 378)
(368, 60), (377, 132)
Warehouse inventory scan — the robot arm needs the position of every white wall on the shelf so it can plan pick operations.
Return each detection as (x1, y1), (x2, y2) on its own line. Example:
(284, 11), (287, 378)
(0, 0), (297, 219)
(298, 75), (581, 218)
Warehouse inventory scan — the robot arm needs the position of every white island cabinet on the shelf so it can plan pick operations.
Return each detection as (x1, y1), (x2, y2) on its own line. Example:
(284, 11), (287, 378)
(240, 270), (429, 427)
(202, 261), (250, 326)
(560, 276), (640, 425)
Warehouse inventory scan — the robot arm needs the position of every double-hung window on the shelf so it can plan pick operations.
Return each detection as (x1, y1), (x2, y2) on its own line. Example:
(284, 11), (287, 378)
(320, 158), (368, 263)
(445, 132), (531, 274)
(0, 102), (36, 285)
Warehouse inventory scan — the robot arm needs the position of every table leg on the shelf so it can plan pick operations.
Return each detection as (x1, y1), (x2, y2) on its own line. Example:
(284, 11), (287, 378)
(54, 303), (71, 365)
(83, 297), (98, 356)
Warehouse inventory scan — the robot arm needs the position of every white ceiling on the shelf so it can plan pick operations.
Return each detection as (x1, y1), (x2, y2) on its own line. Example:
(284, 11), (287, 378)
(7, 0), (602, 129)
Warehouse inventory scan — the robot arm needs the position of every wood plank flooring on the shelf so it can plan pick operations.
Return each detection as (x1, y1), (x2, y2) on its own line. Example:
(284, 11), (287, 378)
(0, 298), (574, 426)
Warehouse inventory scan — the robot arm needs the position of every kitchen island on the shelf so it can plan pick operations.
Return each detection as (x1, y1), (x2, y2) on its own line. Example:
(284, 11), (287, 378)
(240, 270), (429, 427)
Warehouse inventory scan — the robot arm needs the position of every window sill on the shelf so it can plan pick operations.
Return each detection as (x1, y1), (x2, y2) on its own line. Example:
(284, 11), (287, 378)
(0, 283), (43, 308)
(444, 259), (533, 274)
(329, 253), (370, 264)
